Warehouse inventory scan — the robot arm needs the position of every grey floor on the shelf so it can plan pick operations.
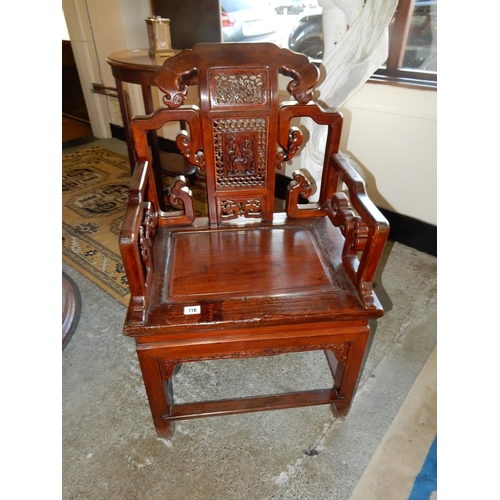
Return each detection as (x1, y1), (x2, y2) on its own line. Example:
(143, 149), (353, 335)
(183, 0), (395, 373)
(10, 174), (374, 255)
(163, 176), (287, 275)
(62, 139), (436, 500)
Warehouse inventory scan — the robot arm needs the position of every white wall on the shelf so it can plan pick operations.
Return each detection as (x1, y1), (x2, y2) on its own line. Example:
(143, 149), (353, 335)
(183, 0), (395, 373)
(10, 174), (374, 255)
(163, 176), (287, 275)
(62, 11), (70, 40)
(340, 84), (437, 225)
(62, 0), (151, 137)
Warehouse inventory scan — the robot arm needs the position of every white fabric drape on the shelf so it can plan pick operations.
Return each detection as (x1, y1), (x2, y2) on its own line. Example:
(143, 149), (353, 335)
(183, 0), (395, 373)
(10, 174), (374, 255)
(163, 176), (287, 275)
(298, 0), (398, 200)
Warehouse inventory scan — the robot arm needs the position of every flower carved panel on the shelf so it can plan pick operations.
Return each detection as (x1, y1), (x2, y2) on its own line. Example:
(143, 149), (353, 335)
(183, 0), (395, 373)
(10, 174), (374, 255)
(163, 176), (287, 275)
(210, 70), (269, 107)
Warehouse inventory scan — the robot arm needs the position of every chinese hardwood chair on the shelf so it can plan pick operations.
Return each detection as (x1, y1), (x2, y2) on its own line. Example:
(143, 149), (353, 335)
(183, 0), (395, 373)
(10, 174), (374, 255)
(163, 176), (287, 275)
(120, 43), (389, 438)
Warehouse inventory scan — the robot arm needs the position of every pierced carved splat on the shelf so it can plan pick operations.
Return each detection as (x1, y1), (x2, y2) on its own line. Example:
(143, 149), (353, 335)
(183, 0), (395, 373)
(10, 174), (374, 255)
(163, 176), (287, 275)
(214, 118), (267, 188)
(212, 71), (267, 107)
(220, 198), (263, 221)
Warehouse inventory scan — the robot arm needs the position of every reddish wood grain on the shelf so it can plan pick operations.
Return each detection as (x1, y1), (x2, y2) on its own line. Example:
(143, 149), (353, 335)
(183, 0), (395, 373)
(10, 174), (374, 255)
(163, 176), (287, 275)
(119, 43), (389, 438)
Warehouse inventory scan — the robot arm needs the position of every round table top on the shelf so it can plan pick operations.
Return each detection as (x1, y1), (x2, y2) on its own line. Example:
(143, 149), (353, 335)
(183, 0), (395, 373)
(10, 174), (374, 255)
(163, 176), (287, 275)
(107, 49), (181, 72)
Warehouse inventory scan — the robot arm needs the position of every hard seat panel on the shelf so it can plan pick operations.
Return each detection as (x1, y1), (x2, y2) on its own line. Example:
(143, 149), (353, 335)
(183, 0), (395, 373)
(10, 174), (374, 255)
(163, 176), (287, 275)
(168, 225), (336, 300)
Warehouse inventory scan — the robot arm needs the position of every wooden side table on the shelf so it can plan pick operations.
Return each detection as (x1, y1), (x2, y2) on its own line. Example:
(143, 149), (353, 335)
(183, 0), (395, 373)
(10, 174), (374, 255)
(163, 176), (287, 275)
(106, 49), (196, 206)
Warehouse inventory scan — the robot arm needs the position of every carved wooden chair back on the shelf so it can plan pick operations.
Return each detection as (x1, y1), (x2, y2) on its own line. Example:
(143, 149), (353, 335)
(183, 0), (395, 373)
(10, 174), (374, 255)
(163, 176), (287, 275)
(130, 42), (342, 225)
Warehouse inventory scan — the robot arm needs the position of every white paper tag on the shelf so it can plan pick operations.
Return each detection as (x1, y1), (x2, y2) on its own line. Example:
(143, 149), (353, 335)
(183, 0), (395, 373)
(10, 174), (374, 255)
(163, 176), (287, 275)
(183, 305), (201, 315)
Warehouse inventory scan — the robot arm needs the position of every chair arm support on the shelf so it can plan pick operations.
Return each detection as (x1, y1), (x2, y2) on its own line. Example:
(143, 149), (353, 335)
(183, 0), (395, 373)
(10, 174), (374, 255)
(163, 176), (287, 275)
(120, 161), (158, 325)
(131, 108), (197, 227)
(131, 106), (204, 170)
(328, 153), (390, 309)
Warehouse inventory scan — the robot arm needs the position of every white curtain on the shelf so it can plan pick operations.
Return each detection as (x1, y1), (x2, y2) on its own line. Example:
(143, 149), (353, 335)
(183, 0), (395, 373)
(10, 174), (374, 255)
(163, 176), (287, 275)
(298, 0), (398, 200)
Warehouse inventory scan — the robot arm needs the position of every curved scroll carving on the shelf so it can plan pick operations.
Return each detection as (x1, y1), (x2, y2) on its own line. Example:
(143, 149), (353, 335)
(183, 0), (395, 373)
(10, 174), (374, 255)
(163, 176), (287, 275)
(331, 192), (355, 235)
(278, 48), (320, 103)
(330, 192), (375, 309)
(160, 361), (178, 380)
(165, 176), (196, 223)
(330, 192), (368, 251)
(138, 201), (158, 293)
(276, 127), (304, 168)
(220, 198), (263, 221)
(155, 49), (198, 108)
(290, 170), (312, 199)
(353, 218), (369, 252)
(155, 44), (319, 109)
(158, 67), (188, 108)
(175, 130), (205, 171)
(286, 170), (312, 216)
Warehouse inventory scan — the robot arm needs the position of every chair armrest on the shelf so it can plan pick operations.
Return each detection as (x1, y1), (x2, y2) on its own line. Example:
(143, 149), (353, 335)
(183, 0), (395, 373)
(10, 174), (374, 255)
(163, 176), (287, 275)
(120, 161), (158, 325)
(328, 153), (390, 309)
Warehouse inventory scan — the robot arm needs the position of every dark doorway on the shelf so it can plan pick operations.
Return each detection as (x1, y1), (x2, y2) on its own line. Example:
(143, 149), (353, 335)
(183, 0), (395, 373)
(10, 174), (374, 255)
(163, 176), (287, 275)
(62, 40), (94, 146)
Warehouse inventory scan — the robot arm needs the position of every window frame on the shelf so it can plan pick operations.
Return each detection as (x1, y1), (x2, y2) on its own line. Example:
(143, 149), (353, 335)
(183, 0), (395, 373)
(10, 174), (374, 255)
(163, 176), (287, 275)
(369, 0), (437, 90)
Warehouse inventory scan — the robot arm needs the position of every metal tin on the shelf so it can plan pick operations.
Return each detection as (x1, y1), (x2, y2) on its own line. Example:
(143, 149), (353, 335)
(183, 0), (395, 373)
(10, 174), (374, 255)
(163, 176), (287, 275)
(146, 17), (175, 58)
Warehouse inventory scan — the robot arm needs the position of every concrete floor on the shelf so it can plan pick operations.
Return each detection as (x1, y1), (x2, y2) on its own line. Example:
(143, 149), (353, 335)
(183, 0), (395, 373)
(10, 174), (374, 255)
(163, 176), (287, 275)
(62, 196), (436, 500)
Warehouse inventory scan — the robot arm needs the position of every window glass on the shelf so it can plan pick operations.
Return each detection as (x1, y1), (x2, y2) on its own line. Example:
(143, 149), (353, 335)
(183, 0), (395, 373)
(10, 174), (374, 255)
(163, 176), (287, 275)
(221, 1), (322, 49)
(402, 0), (437, 72)
(221, 0), (255, 13)
(220, 1), (436, 87)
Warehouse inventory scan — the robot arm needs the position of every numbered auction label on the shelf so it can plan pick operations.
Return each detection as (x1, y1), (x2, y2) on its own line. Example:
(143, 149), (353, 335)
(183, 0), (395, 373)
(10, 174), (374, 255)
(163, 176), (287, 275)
(183, 305), (201, 315)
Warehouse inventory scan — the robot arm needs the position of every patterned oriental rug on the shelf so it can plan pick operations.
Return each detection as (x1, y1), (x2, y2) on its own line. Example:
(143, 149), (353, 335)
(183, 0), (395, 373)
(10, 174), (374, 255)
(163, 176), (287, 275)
(62, 146), (207, 306)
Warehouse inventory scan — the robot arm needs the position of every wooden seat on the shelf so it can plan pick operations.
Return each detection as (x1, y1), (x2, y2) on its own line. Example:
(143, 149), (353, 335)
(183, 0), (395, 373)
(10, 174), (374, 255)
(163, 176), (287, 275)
(120, 42), (389, 438)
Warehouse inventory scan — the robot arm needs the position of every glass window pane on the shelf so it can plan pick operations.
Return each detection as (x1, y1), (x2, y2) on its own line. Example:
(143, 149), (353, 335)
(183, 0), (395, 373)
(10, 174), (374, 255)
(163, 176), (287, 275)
(221, 1), (323, 51)
(402, 0), (437, 72)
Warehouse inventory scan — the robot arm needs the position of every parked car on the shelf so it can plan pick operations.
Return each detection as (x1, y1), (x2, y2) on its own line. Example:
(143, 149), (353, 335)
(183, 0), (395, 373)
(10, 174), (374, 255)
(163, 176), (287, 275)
(288, 0), (436, 68)
(287, 13), (323, 60)
(221, 0), (278, 42)
(275, 0), (306, 15)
